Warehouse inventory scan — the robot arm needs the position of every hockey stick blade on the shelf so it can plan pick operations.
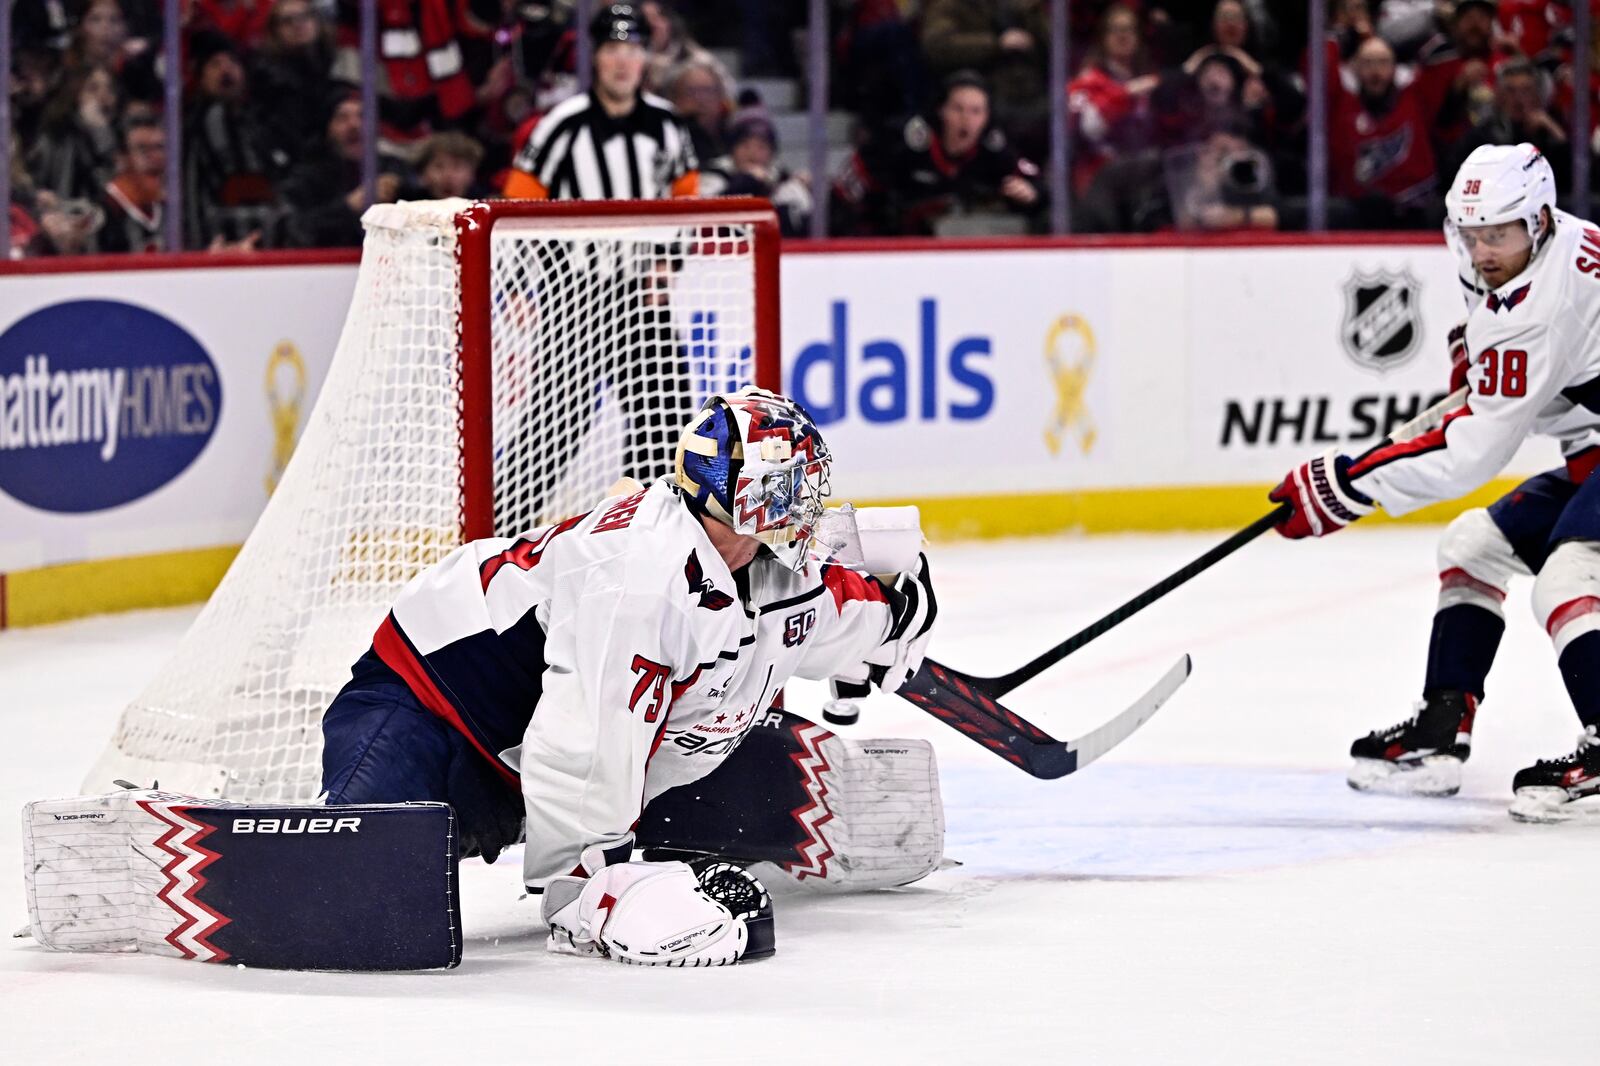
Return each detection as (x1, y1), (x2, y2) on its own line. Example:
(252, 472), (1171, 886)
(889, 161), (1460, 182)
(898, 654), (1192, 779)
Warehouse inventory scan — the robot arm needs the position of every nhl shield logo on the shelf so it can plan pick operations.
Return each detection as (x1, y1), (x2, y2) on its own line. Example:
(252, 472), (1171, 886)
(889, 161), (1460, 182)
(1340, 269), (1422, 372)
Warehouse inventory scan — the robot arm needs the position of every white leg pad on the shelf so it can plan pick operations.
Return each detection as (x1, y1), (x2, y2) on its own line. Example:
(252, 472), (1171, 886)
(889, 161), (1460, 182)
(751, 730), (946, 893)
(1436, 508), (1526, 615)
(1532, 540), (1600, 655)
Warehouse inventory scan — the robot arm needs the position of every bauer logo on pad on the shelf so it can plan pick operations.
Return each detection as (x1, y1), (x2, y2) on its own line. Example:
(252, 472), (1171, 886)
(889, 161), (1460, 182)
(0, 300), (223, 513)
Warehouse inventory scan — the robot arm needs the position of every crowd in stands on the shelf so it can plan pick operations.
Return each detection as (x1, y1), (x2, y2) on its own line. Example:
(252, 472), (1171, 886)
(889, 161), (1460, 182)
(5, 1), (1600, 256)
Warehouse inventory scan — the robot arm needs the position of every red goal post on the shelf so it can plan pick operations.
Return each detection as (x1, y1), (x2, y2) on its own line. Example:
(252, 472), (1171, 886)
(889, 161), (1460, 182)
(453, 197), (783, 540)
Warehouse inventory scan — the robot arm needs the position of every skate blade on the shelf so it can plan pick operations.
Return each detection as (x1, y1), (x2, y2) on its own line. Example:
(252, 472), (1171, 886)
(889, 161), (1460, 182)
(1347, 756), (1462, 797)
(1508, 787), (1600, 824)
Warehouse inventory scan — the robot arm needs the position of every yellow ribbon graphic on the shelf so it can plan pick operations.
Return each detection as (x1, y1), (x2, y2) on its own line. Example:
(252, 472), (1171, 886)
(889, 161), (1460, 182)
(265, 341), (307, 495)
(1044, 313), (1097, 457)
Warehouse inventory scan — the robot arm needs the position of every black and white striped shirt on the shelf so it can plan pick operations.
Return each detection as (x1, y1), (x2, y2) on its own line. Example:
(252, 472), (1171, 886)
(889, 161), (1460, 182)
(510, 90), (699, 200)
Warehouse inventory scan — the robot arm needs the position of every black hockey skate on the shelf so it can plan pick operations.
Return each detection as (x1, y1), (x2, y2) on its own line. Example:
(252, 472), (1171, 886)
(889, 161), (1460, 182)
(1508, 726), (1600, 823)
(1347, 690), (1477, 797)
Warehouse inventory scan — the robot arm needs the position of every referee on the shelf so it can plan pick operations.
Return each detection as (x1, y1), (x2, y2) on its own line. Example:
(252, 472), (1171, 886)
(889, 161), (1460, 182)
(502, 4), (699, 200)
(498, 4), (703, 533)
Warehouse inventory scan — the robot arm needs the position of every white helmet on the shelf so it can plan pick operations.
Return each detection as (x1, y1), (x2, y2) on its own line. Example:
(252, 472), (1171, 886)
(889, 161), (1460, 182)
(1444, 143), (1557, 299)
(1445, 142), (1556, 238)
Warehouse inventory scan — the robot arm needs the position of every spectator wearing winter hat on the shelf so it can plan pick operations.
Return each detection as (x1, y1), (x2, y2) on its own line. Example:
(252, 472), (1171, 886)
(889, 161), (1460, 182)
(275, 86), (403, 247)
(183, 29), (283, 248)
(701, 107), (812, 237)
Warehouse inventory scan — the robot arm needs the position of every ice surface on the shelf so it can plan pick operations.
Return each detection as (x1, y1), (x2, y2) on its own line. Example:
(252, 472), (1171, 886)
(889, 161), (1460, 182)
(3, 528), (1590, 1064)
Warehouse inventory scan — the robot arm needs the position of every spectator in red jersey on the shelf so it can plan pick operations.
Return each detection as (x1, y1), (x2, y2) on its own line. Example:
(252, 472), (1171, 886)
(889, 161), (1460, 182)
(1549, 13), (1600, 159)
(1329, 35), (1438, 228)
(1447, 56), (1570, 189)
(1068, 4), (1159, 194)
(1497, 0), (1561, 58)
(194, 0), (275, 48)
(1308, 0), (1375, 101)
(1413, 0), (1506, 151)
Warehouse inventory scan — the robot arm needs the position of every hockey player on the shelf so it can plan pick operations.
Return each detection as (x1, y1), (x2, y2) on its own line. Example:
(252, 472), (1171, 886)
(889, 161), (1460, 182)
(318, 387), (940, 962)
(1269, 143), (1600, 822)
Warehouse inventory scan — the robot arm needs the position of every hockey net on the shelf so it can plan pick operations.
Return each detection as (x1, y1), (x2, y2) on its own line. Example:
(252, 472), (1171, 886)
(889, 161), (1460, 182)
(84, 198), (781, 802)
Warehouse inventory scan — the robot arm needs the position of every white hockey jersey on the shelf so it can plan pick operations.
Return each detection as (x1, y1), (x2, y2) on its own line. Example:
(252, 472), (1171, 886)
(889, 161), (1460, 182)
(368, 479), (899, 888)
(1350, 209), (1600, 513)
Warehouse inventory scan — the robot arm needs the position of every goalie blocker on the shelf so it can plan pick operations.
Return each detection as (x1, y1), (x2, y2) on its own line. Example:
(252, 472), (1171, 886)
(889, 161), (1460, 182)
(23, 790), (461, 971)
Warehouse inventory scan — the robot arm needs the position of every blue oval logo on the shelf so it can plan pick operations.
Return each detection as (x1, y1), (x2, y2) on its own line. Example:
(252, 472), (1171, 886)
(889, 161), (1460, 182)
(0, 299), (223, 513)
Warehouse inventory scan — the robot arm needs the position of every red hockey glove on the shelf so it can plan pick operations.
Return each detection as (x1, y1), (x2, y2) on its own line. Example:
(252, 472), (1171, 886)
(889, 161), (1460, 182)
(1447, 321), (1470, 394)
(1269, 449), (1374, 539)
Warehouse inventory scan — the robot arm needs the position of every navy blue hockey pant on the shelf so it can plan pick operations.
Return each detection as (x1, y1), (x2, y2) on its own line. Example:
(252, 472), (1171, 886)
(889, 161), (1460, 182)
(322, 650), (822, 870)
(1487, 464), (1600, 568)
(322, 650), (526, 862)
(1428, 460), (1600, 701)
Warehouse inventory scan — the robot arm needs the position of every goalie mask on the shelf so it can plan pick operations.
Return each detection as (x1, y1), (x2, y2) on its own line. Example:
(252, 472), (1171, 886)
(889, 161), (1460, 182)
(674, 387), (832, 570)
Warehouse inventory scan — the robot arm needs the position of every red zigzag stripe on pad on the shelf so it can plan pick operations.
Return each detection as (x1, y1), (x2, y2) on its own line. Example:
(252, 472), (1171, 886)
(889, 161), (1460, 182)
(783, 722), (837, 881)
(137, 800), (231, 962)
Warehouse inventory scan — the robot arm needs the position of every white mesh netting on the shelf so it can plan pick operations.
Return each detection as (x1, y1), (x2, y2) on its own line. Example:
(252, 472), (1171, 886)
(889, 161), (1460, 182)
(84, 200), (766, 802)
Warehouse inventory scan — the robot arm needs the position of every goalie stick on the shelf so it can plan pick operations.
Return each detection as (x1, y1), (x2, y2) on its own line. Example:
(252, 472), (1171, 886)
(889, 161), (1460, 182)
(877, 386), (1468, 778)
(896, 654), (1191, 779)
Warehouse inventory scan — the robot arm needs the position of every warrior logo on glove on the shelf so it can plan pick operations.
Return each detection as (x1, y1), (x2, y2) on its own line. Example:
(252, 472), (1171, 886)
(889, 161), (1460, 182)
(1269, 449), (1374, 539)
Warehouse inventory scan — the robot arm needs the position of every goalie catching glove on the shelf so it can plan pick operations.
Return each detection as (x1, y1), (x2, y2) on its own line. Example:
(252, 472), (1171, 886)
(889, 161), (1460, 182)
(1269, 449), (1374, 539)
(542, 859), (774, 966)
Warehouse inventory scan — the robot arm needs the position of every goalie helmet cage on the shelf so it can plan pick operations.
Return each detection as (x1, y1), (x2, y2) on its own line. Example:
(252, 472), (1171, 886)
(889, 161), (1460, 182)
(84, 197), (782, 803)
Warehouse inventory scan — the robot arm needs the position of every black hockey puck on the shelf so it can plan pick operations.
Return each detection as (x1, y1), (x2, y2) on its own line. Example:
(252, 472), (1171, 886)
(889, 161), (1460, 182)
(821, 700), (860, 726)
